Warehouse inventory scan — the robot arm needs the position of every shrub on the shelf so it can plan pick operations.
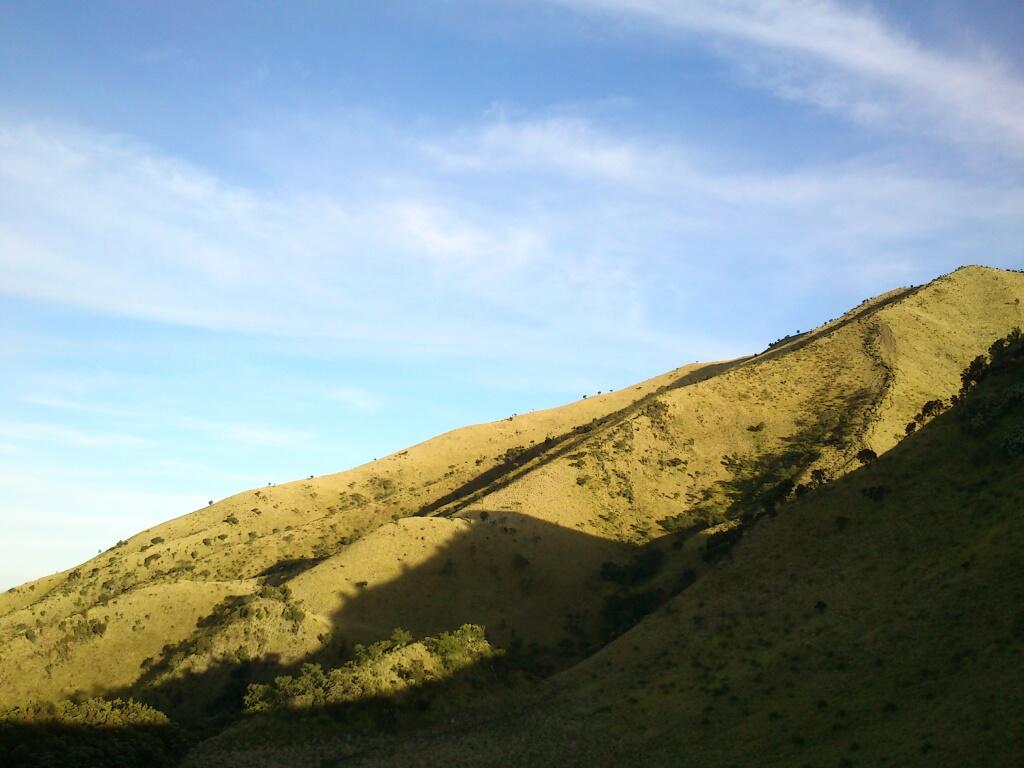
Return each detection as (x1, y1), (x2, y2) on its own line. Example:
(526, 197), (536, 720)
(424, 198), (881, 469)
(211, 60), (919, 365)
(425, 624), (492, 672)
(960, 355), (988, 394)
(258, 584), (292, 602)
(390, 627), (413, 647)
(809, 468), (829, 486)
(281, 603), (306, 628)
(0, 698), (185, 768)
(759, 478), (795, 512)
(600, 549), (664, 586)
(501, 446), (527, 464)
(855, 448), (877, 465)
(703, 526), (744, 563)
(244, 624), (498, 715)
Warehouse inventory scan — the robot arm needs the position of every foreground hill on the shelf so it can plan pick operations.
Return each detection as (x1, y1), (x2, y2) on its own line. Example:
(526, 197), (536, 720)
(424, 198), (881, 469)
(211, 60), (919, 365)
(1, 265), (1022, 766)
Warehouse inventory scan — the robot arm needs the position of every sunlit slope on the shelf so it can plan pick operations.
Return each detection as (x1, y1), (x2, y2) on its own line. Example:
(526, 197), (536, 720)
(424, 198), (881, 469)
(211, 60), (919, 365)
(0, 265), (1021, 712)
(330, 319), (1024, 768)
(0, 362), (693, 704)
(283, 268), (1022, 652)
(450, 265), (1023, 539)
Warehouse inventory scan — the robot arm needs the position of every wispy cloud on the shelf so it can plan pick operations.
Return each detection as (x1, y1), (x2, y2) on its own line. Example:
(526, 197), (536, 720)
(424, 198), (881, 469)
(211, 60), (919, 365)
(0, 421), (149, 448)
(0, 119), (669, 360)
(1, 96), (1021, 378)
(20, 393), (142, 419)
(428, 114), (1024, 243)
(329, 386), (383, 413)
(181, 418), (314, 448)
(548, 0), (1024, 153)
(428, 116), (664, 186)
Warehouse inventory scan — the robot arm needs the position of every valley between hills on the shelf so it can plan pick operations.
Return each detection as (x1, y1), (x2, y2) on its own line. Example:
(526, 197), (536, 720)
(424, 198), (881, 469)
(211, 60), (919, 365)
(2, 264), (1023, 767)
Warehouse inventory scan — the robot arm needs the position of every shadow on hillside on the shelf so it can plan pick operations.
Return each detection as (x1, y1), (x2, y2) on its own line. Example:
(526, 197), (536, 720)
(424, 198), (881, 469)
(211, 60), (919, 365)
(257, 555), (328, 586)
(86, 520), (638, 724)
(105, 513), (702, 731)
(322, 512), (633, 651)
(186, 650), (539, 765)
(0, 718), (188, 768)
(112, 375), (891, 731)
(91, 375), (897, 741)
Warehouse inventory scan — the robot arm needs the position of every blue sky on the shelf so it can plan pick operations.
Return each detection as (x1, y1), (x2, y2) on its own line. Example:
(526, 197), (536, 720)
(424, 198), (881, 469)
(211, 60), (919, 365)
(1, 0), (1022, 589)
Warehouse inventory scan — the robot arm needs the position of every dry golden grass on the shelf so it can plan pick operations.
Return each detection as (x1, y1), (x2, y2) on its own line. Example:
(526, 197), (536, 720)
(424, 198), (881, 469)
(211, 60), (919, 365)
(0, 265), (1021, 765)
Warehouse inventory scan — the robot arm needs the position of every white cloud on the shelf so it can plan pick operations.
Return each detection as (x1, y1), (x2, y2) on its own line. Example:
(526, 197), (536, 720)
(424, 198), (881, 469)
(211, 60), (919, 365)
(221, 423), (312, 447)
(20, 394), (142, 419)
(0, 421), (149, 448)
(0, 120), (649, 357)
(385, 199), (544, 273)
(181, 418), (313, 448)
(329, 386), (382, 413)
(0, 107), (1020, 375)
(548, 0), (1024, 153)
(428, 116), (663, 186)
(428, 114), (1024, 243)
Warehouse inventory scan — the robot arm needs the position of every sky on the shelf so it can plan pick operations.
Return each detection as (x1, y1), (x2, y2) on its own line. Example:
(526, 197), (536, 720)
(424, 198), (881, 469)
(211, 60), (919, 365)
(1, 0), (1022, 589)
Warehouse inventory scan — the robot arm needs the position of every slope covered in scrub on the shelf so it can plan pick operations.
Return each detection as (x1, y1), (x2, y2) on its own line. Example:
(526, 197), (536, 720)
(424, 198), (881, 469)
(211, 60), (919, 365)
(0, 266), (1022, 767)
(224, 321), (1024, 768)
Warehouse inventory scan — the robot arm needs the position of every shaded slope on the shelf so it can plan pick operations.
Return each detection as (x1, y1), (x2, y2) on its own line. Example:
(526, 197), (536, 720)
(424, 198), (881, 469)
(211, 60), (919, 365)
(0, 364), (689, 705)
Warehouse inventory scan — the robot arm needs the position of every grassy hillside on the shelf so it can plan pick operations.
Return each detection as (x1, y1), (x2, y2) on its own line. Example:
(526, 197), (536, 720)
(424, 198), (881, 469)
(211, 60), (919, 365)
(1, 265), (1022, 766)
(190, 300), (1024, 768)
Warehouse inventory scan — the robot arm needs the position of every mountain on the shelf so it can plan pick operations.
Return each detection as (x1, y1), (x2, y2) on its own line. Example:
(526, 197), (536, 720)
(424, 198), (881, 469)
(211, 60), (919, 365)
(1, 265), (1022, 767)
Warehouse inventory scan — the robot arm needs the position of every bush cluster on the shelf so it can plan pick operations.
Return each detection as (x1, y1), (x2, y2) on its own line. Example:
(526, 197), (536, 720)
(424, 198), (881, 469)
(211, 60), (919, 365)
(954, 329), (1024, 433)
(0, 698), (185, 768)
(243, 624), (498, 715)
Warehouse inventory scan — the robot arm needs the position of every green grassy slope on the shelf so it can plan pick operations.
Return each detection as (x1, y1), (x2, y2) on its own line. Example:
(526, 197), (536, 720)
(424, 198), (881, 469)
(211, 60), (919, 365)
(300, 324), (1022, 768)
(0, 266), (1022, 768)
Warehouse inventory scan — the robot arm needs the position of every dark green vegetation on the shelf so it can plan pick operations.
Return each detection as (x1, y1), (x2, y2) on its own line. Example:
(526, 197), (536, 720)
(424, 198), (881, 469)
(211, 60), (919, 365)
(242, 624), (500, 715)
(0, 698), (187, 768)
